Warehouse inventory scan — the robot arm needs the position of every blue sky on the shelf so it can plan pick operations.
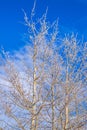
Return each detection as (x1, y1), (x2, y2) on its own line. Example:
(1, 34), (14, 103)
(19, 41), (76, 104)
(0, 0), (87, 51)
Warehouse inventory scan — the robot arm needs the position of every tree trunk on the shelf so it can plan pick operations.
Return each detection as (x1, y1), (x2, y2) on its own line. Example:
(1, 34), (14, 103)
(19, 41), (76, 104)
(65, 63), (69, 130)
(51, 84), (55, 130)
(31, 44), (37, 130)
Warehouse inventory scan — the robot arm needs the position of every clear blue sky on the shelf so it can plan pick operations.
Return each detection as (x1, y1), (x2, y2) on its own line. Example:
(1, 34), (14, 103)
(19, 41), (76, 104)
(0, 0), (87, 51)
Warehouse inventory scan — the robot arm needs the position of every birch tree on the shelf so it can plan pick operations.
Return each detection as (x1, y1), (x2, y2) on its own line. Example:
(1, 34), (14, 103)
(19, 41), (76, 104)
(0, 3), (87, 130)
(58, 35), (87, 130)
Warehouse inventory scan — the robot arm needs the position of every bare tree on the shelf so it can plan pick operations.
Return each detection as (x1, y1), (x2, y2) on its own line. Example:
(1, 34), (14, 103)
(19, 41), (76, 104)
(0, 3), (87, 130)
(57, 35), (87, 130)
